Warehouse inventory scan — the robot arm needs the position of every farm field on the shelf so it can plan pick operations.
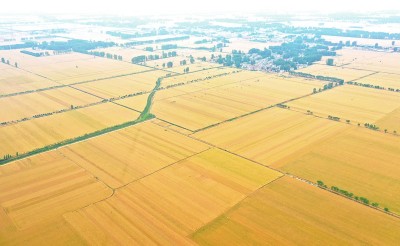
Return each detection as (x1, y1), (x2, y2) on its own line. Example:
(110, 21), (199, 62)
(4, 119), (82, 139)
(355, 72), (400, 90)
(59, 122), (209, 188)
(322, 35), (397, 47)
(0, 102), (139, 157)
(154, 73), (325, 131)
(91, 47), (162, 62)
(319, 47), (391, 66)
(298, 63), (374, 81)
(72, 69), (166, 99)
(343, 51), (400, 74)
(0, 51), (150, 84)
(192, 177), (400, 245)
(164, 62), (222, 74)
(221, 38), (279, 53)
(63, 148), (282, 244)
(286, 85), (400, 132)
(0, 87), (101, 123)
(0, 64), (59, 96)
(270, 126), (400, 214)
(193, 107), (348, 165)
(0, 151), (112, 230)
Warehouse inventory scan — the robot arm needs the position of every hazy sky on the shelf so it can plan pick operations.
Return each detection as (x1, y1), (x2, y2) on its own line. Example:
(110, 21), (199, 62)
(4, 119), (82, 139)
(2, 0), (400, 14)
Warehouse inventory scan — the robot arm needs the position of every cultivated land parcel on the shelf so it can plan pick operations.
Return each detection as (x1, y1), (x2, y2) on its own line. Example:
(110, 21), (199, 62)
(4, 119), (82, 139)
(1, 15), (400, 245)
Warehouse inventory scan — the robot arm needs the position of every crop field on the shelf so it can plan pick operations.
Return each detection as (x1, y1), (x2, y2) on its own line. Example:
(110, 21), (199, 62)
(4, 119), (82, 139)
(0, 87), (101, 123)
(72, 70), (167, 99)
(164, 62), (222, 74)
(154, 73), (325, 131)
(192, 177), (400, 245)
(221, 38), (280, 53)
(319, 48), (385, 66)
(286, 85), (400, 132)
(91, 47), (162, 62)
(0, 151), (112, 230)
(342, 51), (400, 74)
(0, 51), (150, 84)
(59, 122), (209, 188)
(63, 148), (282, 244)
(0, 103), (139, 157)
(322, 35), (397, 47)
(0, 64), (59, 96)
(193, 107), (348, 165)
(269, 126), (400, 213)
(355, 72), (400, 90)
(2, 13), (400, 245)
(298, 63), (374, 81)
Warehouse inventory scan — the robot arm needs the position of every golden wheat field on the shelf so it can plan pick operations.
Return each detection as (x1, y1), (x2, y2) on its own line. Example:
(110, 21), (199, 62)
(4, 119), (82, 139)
(299, 63), (374, 81)
(355, 72), (400, 90)
(193, 107), (349, 165)
(59, 122), (209, 188)
(72, 70), (167, 99)
(63, 148), (282, 244)
(0, 51), (150, 84)
(0, 103), (139, 157)
(192, 176), (400, 245)
(154, 73), (325, 131)
(0, 87), (101, 123)
(286, 85), (400, 132)
(270, 126), (400, 214)
(2, 13), (400, 245)
(343, 51), (400, 74)
(0, 64), (59, 96)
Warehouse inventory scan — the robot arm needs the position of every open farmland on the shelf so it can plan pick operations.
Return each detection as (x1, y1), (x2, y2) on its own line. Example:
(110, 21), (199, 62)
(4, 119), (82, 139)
(0, 51), (150, 84)
(343, 51), (400, 74)
(59, 122), (209, 188)
(164, 62), (222, 74)
(72, 70), (167, 99)
(0, 64), (59, 96)
(154, 72), (326, 131)
(0, 151), (112, 230)
(270, 126), (400, 214)
(298, 63), (374, 81)
(0, 103), (139, 158)
(193, 107), (349, 165)
(63, 148), (282, 244)
(319, 48), (385, 66)
(286, 85), (400, 132)
(192, 177), (400, 245)
(0, 87), (101, 123)
(1, 11), (400, 245)
(355, 72), (400, 90)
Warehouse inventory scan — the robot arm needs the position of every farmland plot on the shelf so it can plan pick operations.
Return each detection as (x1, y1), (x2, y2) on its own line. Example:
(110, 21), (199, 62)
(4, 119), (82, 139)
(59, 122), (209, 188)
(0, 103), (139, 157)
(193, 107), (348, 165)
(0, 65), (59, 96)
(64, 148), (282, 244)
(286, 85), (400, 132)
(0, 151), (112, 230)
(270, 126), (400, 214)
(154, 74), (325, 131)
(298, 63), (374, 81)
(192, 177), (400, 245)
(0, 87), (100, 123)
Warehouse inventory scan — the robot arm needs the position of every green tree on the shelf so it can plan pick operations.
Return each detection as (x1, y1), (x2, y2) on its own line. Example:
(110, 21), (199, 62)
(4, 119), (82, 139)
(326, 58), (334, 66)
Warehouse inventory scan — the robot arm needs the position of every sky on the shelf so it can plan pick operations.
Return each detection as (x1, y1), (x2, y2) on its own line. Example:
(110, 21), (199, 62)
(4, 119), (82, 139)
(2, 0), (400, 15)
